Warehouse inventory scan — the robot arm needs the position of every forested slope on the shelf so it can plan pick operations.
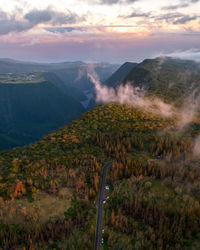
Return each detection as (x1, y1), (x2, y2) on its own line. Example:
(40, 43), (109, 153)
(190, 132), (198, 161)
(0, 103), (200, 249)
(0, 80), (85, 150)
(122, 57), (200, 105)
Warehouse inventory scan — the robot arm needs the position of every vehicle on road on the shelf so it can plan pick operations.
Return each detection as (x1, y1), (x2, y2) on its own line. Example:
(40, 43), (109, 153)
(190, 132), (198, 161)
(94, 161), (113, 250)
(105, 185), (109, 190)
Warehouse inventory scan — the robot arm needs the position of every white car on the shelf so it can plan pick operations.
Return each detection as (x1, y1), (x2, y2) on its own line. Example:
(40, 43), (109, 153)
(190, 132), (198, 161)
(101, 238), (104, 244)
(103, 200), (106, 204)
(102, 229), (104, 234)
(105, 185), (109, 190)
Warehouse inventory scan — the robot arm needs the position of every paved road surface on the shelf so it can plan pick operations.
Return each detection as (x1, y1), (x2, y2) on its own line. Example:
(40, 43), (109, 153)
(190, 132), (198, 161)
(94, 161), (113, 250)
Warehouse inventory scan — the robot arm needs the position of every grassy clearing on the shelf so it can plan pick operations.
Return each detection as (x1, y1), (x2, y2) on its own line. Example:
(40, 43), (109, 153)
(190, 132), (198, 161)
(0, 188), (72, 225)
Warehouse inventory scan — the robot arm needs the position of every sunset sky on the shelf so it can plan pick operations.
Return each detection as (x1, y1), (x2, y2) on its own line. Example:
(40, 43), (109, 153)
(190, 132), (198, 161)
(0, 0), (200, 63)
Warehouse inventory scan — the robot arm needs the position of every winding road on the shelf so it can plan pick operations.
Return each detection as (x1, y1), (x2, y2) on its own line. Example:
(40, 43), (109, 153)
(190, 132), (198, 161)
(94, 161), (113, 250)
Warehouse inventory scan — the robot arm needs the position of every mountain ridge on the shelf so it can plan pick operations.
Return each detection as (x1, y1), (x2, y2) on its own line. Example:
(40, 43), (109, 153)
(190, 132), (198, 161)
(122, 57), (200, 105)
(104, 62), (137, 87)
(0, 78), (85, 151)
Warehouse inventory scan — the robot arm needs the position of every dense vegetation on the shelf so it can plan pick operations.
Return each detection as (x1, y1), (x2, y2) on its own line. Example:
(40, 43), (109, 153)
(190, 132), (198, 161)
(104, 62), (137, 88)
(122, 57), (200, 106)
(0, 79), (85, 151)
(0, 103), (199, 249)
(0, 59), (119, 151)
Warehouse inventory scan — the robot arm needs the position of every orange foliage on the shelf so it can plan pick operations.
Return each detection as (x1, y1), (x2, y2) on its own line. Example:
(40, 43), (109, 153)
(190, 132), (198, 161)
(10, 181), (26, 199)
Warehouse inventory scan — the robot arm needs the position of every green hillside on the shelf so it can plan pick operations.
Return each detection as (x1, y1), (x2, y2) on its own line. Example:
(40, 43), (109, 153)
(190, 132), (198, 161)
(42, 71), (88, 103)
(0, 79), (85, 151)
(104, 62), (137, 88)
(122, 57), (200, 105)
(53, 63), (119, 91)
(0, 103), (199, 249)
(0, 59), (119, 151)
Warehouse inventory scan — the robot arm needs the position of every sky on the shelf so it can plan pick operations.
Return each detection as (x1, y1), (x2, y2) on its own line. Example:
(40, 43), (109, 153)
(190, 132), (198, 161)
(0, 0), (200, 63)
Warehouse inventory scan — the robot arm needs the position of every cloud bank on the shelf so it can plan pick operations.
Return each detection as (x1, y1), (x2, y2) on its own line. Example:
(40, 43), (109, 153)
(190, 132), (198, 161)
(154, 49), (200, 61)
(98, 0), (138, 5)
(0, 8), (84, 35)
(162, 0), (200, 10)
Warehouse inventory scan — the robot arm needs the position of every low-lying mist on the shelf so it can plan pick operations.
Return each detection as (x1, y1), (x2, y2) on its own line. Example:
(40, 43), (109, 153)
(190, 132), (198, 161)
(87, 62), (200, 133)
(178, 92), (200, 129)
(87, 62), (200, 163)
(193, 135), (200, 158)
(88, 71), (173, 117)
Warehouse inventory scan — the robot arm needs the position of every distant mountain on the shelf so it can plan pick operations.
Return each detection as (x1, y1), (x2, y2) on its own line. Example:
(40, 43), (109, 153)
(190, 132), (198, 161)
(0, 78), (85, 150)
(2, 57), (200, 152)
(52, 63), (119, 91)
(0, 58), (119, 88)
(0, 58), (120, 150)
(0, 58), (119, 110)
(104, 62), (137, 87)
(42, 72), (87, 103)
(0, 58), (85, 73)
(50, 63), (120, 110)
(122, 57), (200, 105)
